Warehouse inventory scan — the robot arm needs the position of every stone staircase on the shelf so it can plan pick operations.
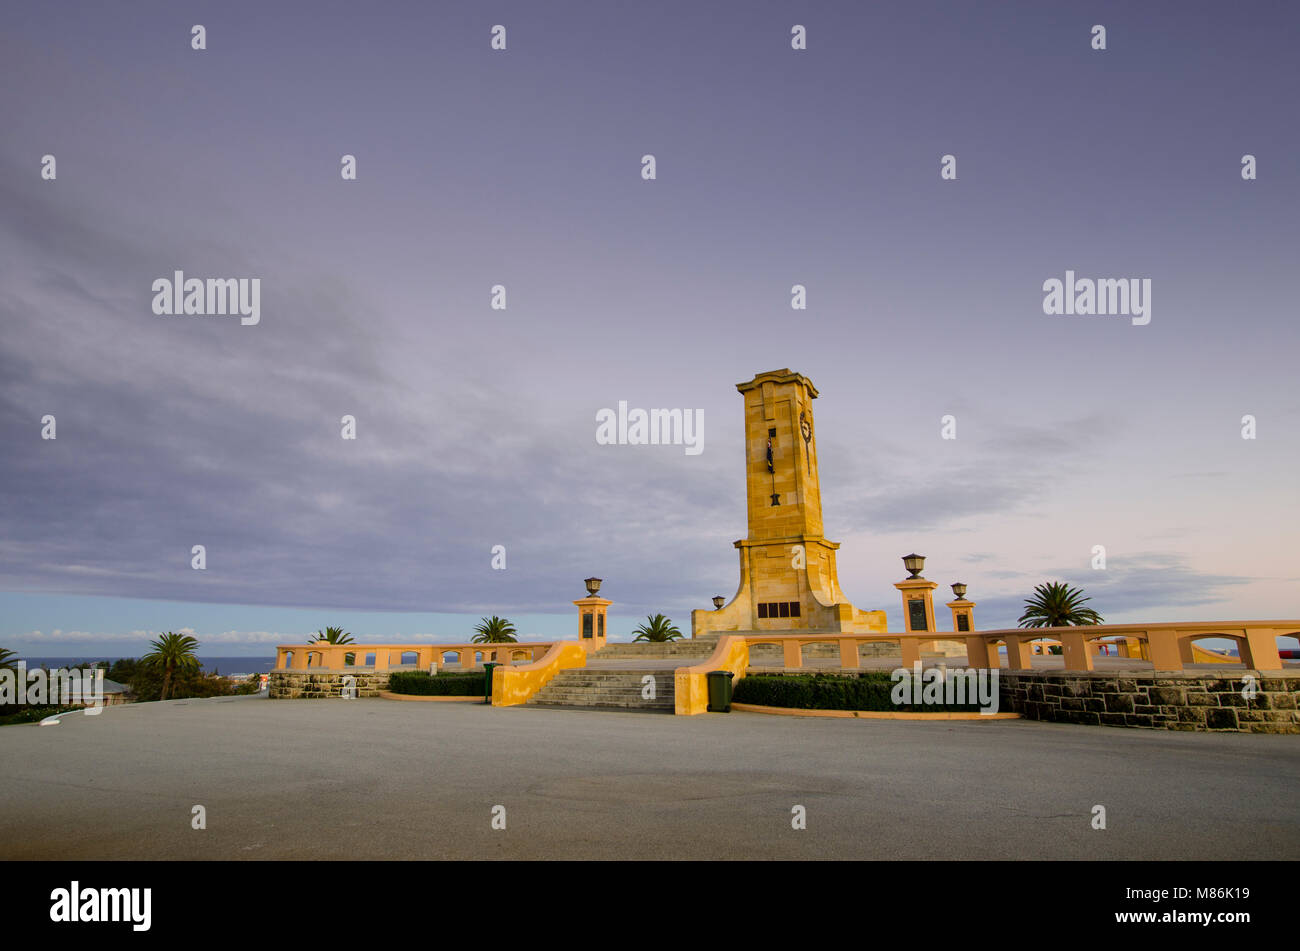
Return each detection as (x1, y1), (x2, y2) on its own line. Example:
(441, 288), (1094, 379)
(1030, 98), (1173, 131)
(526, 639), (719, 713)
(527, 669), (676, 713)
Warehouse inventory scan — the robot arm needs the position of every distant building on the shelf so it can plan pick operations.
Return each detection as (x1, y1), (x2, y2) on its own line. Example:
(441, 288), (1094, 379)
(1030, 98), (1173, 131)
(97, 678), (131, 705)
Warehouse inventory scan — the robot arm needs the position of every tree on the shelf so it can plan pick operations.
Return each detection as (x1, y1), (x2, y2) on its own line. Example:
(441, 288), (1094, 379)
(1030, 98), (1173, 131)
(0, 647), (18, 671)
(311, 626), (354, 644)
(632, 614), (683, 642)
(471, 616), (518, 643)
(143, 632), (201, 700)
(231, 673), (263, 696)
(1017, 582), (1104, 628)
(106, 657), (141, 685)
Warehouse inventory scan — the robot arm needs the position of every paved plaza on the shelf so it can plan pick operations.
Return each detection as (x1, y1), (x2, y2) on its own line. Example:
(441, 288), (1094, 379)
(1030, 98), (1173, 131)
(2, 694), (1297, 860)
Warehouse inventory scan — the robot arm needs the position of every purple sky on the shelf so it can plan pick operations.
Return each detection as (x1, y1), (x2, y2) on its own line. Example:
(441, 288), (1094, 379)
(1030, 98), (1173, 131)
(2, 1), (1297, 654)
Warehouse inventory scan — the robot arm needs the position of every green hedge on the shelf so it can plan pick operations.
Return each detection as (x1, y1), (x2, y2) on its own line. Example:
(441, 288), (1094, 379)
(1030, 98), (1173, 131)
(731, 672), (984, 712)
(0, 705), (78, 726)
(387, 671), (485, 696)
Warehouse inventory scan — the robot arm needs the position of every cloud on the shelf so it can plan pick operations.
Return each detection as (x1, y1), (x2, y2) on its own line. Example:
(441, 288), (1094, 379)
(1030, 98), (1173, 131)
(824, 414), (1122, 533)
(963, 553), (1252, 628)
(0, 163), (741, 620)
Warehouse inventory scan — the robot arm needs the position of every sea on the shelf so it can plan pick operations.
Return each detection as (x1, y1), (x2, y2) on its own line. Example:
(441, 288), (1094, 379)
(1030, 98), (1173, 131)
(18, 656), (277, 676)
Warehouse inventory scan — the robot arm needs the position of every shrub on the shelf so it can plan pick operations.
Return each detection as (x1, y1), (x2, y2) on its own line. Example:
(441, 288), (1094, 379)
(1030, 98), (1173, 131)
(387, 671), (485, 696)
(0, 705), (78, 726)
(732, 672), (983, 712)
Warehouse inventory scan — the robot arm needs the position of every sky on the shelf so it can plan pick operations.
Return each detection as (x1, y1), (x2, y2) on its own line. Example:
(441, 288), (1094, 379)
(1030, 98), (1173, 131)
(2, 1), (1297, 656)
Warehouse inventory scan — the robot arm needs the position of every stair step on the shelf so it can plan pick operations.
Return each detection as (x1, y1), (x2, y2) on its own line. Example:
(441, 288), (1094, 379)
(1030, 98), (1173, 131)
(533, 690), (672, 699)
(527, 667), (676, 711)
(529, 702), (674, 713)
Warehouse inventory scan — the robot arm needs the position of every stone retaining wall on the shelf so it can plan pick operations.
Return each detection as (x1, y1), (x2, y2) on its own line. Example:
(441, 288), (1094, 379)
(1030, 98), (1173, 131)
(268, 670), (391, 699)
(998, 670), (1300, 733)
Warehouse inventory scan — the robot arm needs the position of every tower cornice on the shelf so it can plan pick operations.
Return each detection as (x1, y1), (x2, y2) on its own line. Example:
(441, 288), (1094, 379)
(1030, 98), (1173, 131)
(735, 369), (819, 399)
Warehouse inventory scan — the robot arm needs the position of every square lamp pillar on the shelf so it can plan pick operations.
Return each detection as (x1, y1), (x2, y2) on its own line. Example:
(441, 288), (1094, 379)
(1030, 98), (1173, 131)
(573, 577), (610, 652)
(945, 583), (975, 634)
(894, 554), (938, 633)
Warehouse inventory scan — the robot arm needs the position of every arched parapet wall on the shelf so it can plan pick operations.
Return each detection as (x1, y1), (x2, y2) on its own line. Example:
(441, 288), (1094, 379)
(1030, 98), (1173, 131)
(994, 622), (1297, 672)
(273, 641), (558, 671)
(799, 640), (839, 665)
(705, 622), (1299, 675)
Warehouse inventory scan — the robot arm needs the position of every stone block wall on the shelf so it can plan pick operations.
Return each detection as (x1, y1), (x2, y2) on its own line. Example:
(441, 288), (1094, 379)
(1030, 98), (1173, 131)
(998, 670), (1300, 733)
(268, 670), (391, 699)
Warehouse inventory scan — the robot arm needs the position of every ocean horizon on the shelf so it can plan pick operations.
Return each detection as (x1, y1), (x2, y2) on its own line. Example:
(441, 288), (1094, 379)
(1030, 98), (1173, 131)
(16, 656), (278, 675)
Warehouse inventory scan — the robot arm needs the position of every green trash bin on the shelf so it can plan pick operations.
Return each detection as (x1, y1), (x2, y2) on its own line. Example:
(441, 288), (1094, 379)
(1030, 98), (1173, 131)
(706, 670), (735, 712)
(483, 662), (499, 704)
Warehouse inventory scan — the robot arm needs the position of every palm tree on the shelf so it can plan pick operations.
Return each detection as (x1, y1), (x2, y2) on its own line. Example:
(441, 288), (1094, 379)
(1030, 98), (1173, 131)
(143, 632), (201, 701)
(1017, 582), (1104, 628)
(311, 626), (354, 645)
(0, 647), (18, 671)
(632, 614), (683, 642)
(471, 616), (518, 643)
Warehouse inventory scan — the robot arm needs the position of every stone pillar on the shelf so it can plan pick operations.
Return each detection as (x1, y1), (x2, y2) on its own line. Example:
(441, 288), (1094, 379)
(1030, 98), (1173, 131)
(946, 597), (975, 637)
(782, 640), (803, 668)
(373, 649), (390, 672)
(573, 595), (611, 652)
(1002, 635), (1034, 670)
(965, 637), (996, 669)
(837, 638), (859, 669)
(895, 578), (939, 635)
(1146, 630), (1184, 671)
(1058, 631), (1095, 671)
(900, 638), (922, 668)
(1239, 628), (1283, 670)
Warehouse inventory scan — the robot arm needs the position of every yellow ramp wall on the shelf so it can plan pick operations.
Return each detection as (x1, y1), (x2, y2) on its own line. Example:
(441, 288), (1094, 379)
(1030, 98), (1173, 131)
(1191, 644), (1241, 664)
(492, 642), (588, 706)
(675, 636), (750, 715)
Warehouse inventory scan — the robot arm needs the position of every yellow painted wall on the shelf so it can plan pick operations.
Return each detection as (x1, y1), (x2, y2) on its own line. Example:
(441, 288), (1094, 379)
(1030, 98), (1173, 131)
(674, 635), (750, 715)
(492, 642), (588, 706)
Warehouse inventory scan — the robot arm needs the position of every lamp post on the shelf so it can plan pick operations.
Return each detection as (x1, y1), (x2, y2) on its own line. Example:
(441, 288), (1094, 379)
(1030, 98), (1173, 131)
(946, 583), (975, 633)
(894, 553), (938, 633)
(946, 583), (989, 667)
(574, 578), (610, 651)
(712, 596), (726, 610)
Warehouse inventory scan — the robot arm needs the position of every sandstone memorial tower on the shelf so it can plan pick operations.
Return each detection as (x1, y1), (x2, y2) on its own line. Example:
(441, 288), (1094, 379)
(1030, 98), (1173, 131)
(692, 369), (888, 638)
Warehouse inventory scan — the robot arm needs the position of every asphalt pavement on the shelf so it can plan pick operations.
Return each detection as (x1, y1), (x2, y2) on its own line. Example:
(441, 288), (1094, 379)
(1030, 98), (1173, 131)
(2, 694), (1296, 860)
